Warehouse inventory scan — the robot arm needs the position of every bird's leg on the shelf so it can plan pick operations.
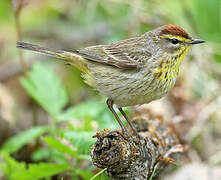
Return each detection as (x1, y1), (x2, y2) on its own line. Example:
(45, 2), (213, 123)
(106, 99), (129, 137)
(118, 107), (140, 138)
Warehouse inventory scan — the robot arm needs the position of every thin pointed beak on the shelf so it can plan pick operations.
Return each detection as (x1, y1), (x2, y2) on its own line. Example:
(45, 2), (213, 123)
(188, 38), (205, 45)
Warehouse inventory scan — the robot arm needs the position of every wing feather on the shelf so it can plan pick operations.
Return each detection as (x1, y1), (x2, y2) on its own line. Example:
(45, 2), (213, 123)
(77, 35), (152, 69)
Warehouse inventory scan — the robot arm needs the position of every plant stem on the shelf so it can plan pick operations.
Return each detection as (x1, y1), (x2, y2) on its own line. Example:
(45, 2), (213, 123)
(90, 168), (107, 180)
(13, 0), (28, 73)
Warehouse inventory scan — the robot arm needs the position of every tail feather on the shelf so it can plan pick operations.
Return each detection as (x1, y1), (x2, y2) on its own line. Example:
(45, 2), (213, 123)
(16, 42), (89, 73)
(16, 42), (72, 59)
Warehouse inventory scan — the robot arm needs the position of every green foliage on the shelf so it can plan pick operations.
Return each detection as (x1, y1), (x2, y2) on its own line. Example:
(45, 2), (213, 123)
(64, 131), (95, 155)
(58, 101), (106, 121)
(0, 63), (101, 179)
(42, 136), (79, 159)
(0, 0), (11, 21)
(20, 62), (68, 117)
(149, 164), (159, 180)
(0, 152), (71, 180)
(0, 62), (108, 179)
(90, 168), (108, 180)
(58, 100), (120, 130)
(31, 147), (51, 161)
(1, 126), (49, 153)
(189, 0), (221, 42)
(76, 170), (94, 179)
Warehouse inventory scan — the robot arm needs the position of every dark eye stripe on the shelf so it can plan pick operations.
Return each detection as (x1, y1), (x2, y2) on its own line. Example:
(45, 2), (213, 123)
(166, 38), (180, 44)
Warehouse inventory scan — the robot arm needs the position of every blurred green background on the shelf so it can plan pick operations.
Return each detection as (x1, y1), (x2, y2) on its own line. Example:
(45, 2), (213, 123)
(0, 0), (221, 179)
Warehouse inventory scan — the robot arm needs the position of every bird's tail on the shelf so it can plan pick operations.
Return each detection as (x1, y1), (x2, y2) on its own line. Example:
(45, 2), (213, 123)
(16, 42), (89, 73)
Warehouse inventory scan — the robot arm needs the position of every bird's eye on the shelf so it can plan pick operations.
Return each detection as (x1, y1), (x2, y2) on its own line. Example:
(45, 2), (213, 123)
(170, 38), (179, 45)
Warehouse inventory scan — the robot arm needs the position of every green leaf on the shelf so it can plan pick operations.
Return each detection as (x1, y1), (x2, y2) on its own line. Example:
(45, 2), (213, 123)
(0, 152), (26, 179)
(149, 164), (159, 180)
(20, 62), (68, 116)
(0, 152), (71, 180)
(0, 0), (11, 21)
(58, 101), (106, 121)
(1, 126), (49, 153)
(31, 147), (51, 161)
(32, 147), (69, 164)
(90, 168), (107, 180)
(58, 100), (126, 130)
(189, 0), (221, 42)
(42, 136), (79, 159)
(64, 131), (95, 155)
(76, 170), (94, 179)
(47, 149), (69, 164)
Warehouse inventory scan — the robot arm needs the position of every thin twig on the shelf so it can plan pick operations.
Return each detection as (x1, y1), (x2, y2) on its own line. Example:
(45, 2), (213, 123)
(13, 0), (28, 73)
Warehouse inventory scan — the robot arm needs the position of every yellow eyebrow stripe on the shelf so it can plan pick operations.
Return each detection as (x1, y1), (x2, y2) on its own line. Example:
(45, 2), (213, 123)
(161, 34), (190, 42)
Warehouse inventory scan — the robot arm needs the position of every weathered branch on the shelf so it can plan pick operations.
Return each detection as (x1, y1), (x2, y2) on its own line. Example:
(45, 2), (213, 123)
(91, 108), (184, 180)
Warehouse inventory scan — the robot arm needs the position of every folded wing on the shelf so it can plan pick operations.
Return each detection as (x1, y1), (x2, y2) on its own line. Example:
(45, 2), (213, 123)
(78, 35), (152, 69)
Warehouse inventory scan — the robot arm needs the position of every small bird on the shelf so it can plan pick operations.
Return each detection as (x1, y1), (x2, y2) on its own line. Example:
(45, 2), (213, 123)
(17, 24), (205, 137)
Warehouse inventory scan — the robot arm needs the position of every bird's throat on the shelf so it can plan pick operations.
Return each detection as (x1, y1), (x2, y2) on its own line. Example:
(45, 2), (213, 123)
(153, 46), (191, 81)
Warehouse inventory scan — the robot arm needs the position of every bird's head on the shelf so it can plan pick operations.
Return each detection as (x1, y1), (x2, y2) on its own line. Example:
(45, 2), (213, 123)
(154, 24), (205, 59)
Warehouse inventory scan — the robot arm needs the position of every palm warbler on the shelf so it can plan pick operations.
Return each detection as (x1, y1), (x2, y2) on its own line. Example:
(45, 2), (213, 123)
(17, 24), (205, 137)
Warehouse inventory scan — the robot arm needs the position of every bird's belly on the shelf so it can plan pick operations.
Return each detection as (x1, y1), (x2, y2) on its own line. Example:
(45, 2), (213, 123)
(114, 78), (176, 107)
(86, 62), (176, 107)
